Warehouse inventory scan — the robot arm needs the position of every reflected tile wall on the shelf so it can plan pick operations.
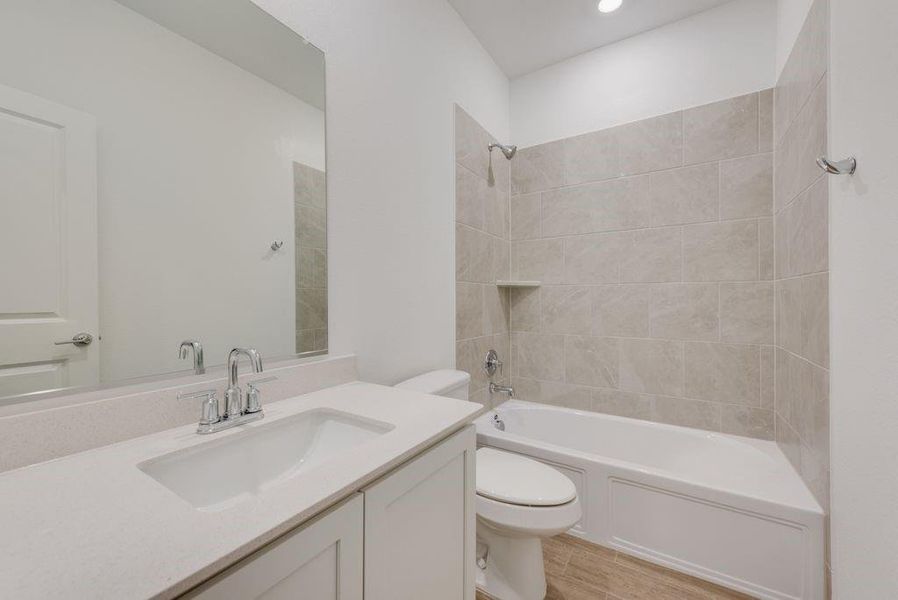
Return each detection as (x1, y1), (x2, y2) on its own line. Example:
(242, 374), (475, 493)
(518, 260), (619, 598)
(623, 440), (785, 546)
(505, 89), (777, 440)
(294, 162), (327, 353)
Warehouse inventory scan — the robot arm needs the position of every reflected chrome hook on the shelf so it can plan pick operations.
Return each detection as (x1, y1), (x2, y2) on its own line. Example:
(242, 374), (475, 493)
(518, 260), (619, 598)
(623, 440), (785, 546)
(817, 155), (856, 175)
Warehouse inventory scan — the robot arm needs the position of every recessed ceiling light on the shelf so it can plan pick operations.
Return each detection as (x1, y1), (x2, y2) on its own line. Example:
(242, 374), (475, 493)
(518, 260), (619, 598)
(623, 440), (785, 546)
(598, 0), (623, 13)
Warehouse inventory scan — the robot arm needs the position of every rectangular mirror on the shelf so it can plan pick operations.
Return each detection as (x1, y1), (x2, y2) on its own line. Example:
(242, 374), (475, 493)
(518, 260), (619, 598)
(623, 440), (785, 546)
(0, 0), (327, 405)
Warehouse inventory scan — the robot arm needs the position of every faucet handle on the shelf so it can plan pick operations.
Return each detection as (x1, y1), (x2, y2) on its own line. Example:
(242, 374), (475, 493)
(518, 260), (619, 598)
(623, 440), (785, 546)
(245, 376), (277, 414)
(178, 389), (220, 426)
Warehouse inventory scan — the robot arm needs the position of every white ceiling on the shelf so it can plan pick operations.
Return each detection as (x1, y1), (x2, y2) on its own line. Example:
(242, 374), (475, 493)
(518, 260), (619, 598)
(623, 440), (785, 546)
(449, 0), (736, 78)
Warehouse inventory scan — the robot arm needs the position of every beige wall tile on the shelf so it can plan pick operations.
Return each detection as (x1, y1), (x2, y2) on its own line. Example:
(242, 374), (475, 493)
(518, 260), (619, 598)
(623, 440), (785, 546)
(542, 176), (651, 237)
(294, 162), (326, 212)
(513, 332), (565, 381)
(564, 336), (619, 388)
(620, 339), (684, 396)
(512, 141), (565, 194)
(510, 288), (540, 332)
(456, 164), (486, 230)
(455, 105), (491, 180)
(759, 88), (774, 152)
(774, 0), (828, 148)
(649, 163), (719, 226)
(684, 93), (759, 164)
(795, 358), (830, 463)
(456, 223), (493, 283)
(776, 413), (802, 472)
(761, 345), (774, 409)
(720, 282), (774, 344)
(720, 405), (774, 439)
(683, 220), (759, 281)
(650, 283), (719, 341)
(759, 217), (774, 281)
(618, 112), (683, 175)
(298, 247), (327, 289)
(775, 78), (827, 210)
(720, 153), (773, 220)
(591, 389), (654, 420)
(685, 342), (760, 406)
(297, 204), (326, 249)
(563, 232), (625, 284)
(564, 128), (620, 186)
(775, 347), (799, 424)
(653, 396), (721, 431)
(620, 227), (683, 283)
(788, 176), (829, 277)
(776, 277), (803, 356)
(483, 285), (509, 335)
(542, 286), (592, 334)
(485, 181), (509, 239)
(800, 446), (830, 511)
(511, 193), (541, 240)
(591, 285), (651, 337)
(297, 287), (327, 330)
(512, 377), (592, 410)
(512, 239), (564, 283)
(456, 282), (484, 340)
(492, 237), (510, 282)
(801, 272), (829, 368)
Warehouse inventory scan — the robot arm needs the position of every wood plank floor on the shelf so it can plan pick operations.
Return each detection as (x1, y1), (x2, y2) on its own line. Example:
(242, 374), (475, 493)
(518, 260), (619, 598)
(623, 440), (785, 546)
(476, 534), (756, 600)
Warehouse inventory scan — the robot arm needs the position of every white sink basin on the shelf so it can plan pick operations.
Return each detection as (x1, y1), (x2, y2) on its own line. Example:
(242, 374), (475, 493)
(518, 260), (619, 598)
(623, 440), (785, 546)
(139, 409), (394, 511)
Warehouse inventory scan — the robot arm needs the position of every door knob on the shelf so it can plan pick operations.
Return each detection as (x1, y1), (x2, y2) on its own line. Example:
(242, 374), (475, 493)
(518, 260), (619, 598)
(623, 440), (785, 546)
(55, 333), (94, 347)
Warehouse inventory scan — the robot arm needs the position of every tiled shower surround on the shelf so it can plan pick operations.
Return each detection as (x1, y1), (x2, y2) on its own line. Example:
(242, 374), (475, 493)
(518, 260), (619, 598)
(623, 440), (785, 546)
(455, 106), (511, 407)
(505, 89), (777, 440)
(773, 0), (830, 528)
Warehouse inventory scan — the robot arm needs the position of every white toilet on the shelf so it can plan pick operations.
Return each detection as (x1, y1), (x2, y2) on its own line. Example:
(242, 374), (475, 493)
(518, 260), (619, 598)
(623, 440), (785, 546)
(396, 370), (581, 600)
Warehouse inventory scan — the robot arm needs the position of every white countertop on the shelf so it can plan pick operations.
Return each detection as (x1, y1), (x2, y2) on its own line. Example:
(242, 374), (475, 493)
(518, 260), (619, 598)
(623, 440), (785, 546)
(0, 382), (483, 599)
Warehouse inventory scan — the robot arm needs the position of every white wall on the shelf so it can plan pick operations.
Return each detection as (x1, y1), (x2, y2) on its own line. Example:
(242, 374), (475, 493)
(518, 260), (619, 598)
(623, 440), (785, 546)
(775, 0), (815, 77)
(0, 0), (325, 381)
(510, 0), (776, 147)
(253, 0), (510, 384)
(829, 0), (898, 596)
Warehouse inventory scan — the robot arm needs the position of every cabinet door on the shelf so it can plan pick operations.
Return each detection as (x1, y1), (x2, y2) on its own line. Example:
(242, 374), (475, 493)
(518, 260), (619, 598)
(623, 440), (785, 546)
(185, 494), (363, 600)
(364, 426), (476, 600)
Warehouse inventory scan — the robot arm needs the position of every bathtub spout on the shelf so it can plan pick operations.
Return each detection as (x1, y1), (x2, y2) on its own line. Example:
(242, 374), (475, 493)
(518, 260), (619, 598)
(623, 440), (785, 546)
(489, 382), (515, 398)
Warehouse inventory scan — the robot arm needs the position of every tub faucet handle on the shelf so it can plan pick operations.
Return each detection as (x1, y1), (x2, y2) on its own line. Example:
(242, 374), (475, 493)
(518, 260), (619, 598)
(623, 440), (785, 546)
(484, 349), (503, 377)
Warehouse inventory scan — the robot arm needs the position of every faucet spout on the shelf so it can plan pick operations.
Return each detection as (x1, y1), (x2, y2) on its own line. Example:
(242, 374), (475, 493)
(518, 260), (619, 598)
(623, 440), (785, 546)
(179, 340), (205, 375)
(489, 382), (515, 398)
(224, 348), (263, 419)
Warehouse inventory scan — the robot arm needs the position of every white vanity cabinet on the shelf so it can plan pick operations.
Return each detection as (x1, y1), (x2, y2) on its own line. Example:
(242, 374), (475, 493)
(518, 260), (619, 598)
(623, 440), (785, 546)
(183, 425), (476, 600)
(364, 426), (476, 600)
(186, 494), (364, 600)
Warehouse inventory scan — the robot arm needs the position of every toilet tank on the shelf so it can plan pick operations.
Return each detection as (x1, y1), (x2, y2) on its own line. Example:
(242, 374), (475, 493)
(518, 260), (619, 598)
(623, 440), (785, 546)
(394, 370), (471, 400)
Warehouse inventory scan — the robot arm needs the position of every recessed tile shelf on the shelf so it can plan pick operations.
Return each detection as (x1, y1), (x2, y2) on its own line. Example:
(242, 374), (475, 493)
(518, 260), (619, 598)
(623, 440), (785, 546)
(496, 280), (541, 288)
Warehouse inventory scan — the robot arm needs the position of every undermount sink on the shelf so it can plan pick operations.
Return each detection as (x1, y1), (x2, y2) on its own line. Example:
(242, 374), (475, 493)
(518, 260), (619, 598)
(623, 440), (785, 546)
(139, 409), (394, 511)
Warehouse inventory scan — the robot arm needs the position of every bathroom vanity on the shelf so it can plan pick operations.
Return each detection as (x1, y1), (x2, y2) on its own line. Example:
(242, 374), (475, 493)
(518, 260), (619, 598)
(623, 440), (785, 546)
(0, 382), (482, 599)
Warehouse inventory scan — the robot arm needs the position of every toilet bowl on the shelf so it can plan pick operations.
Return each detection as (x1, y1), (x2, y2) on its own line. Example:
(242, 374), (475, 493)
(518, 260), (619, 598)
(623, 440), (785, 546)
(475, 447), (581, 600)
(395, 370), (582, 600)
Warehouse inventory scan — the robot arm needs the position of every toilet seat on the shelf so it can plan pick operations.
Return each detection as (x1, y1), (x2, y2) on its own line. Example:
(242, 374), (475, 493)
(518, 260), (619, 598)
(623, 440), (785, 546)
(477, 493), (581, 537)
(476, 448), (576, 506)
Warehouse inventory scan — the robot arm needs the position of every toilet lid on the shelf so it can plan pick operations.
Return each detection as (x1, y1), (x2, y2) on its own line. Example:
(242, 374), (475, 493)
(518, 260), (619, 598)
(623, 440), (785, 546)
(476, 448), (576, 507)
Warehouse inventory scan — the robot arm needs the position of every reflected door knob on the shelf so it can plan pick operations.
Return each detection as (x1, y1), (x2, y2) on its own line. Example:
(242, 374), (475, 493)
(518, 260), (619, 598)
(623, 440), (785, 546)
(55, 332), (94, 347)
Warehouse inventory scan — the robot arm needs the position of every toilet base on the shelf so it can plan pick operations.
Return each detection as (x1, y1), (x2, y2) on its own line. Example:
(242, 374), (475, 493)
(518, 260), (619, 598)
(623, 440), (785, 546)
(475, 521), (547, 600)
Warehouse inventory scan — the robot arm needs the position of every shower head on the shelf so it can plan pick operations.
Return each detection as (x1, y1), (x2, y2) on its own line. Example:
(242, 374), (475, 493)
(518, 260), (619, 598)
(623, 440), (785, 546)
(488, 142), (517, 160)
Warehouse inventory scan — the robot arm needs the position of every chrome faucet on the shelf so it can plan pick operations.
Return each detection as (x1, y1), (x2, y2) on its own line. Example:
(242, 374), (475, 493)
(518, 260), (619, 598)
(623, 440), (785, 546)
(178, 348), (270, 435)
(224, 347), (263, 419)
(178, 340), (205, 374)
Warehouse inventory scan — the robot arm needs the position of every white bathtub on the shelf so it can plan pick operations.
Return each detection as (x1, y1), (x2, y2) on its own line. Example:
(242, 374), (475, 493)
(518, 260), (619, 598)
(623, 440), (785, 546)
(475, 400), (824, 600)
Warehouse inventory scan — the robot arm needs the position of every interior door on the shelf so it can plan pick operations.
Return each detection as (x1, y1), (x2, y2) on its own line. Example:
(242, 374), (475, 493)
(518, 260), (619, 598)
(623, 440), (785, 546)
(0, 83), (98, 399)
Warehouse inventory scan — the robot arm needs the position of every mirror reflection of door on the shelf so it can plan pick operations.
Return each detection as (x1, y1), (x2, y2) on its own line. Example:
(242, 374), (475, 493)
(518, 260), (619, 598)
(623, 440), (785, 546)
(0, 0), (326, 406)
(0, 84), (99, 398)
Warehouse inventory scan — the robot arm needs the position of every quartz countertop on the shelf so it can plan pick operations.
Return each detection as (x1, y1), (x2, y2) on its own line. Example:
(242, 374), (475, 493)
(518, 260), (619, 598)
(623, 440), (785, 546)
(0, 382), (483, 599)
